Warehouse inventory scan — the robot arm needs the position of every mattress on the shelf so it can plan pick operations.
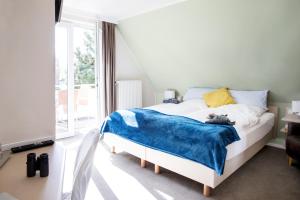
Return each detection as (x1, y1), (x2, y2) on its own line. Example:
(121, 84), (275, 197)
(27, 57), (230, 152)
(226, 112), (274, 160)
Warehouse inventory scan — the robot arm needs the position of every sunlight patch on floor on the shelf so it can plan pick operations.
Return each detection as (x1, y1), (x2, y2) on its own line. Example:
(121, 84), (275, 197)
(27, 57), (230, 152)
(62, 140), (175, 200)
(85, 179), (105, 200)
(90, 145), (158, 200)
(155, 190), (174, 200)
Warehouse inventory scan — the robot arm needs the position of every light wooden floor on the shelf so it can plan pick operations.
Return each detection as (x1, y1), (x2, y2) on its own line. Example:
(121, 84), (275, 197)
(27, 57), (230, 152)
(0, 144), (65, 200)
(2, 137), (300, 200)
(62, 139), (300, 200)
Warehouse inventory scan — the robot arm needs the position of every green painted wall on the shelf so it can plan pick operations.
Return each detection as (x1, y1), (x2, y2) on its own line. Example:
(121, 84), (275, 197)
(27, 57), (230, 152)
(118, 0), (300, 104)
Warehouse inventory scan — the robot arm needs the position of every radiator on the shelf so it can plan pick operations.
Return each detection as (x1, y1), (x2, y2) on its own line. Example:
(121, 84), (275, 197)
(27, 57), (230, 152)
(116, 80), (142, 110)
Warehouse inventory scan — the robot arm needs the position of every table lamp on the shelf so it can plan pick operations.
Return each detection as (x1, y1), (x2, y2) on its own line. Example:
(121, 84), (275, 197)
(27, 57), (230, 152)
(164, 89), (175, 100)
(292, 101), (300, 116)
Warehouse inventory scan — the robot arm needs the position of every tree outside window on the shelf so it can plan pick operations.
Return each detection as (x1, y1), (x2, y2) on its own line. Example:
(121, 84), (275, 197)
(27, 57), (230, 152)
(74, 31), (96, 86)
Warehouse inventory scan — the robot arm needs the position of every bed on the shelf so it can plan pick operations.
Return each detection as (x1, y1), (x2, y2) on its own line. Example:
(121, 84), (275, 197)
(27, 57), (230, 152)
(102, 89), (278, 197)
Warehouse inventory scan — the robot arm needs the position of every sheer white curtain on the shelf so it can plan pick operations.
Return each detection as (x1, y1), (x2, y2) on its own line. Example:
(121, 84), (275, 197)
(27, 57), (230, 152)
(62, 129), (100, 200)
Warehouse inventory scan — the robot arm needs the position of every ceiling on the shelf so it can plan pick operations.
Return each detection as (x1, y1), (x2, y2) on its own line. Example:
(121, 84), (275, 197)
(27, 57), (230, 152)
(63, 0), (187, 23)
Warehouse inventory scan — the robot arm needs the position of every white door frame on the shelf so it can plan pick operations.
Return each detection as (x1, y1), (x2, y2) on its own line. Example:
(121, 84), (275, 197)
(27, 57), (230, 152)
(55, 21), (100, 139)
(67, 22), (75, 137)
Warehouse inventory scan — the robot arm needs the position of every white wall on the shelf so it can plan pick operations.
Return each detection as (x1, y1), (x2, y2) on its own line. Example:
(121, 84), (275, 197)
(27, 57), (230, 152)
(115, 28), (156, 107)
(0, 0), (55, 148)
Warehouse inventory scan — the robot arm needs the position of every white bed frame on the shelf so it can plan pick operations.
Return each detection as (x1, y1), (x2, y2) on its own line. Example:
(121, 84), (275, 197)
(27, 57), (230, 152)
(104, 106), (278, 197)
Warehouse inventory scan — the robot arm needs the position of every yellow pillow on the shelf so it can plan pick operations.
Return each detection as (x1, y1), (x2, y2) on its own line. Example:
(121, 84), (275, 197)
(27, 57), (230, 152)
(203, 88), (236, 107)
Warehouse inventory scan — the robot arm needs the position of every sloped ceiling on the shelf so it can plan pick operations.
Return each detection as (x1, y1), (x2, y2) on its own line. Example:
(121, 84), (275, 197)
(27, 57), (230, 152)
(118, 0), (300, 103)
(63, 0), (187, 23)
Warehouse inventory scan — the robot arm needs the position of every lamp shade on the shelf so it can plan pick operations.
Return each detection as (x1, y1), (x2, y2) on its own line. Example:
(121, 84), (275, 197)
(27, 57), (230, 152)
(292, 101), (300, 113)
(164, 90), (175, 100)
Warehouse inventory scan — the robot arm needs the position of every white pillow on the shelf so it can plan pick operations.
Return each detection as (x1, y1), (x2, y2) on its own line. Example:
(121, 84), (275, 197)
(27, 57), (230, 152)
(229, 90), (268, 109)
(183, 87), (214, 101)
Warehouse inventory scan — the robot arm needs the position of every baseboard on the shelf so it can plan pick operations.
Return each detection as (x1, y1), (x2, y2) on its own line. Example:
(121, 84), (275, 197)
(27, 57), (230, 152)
(1, 136), (55, 151)
(0, 151), (10, 168)
(267, 142), (285, 150)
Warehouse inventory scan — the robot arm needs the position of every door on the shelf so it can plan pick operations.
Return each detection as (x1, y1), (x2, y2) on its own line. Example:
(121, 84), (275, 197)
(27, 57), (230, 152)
(55, 22), (99, 138)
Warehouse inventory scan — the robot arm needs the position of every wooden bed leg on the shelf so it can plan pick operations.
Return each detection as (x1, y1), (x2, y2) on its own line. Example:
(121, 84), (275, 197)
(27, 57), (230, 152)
(154, 164), (160, 174)
(288, 156), (293, 166)
(203, 185), (211, 197)
(111, 146), (116, 154)
(140, 159), (146, 168)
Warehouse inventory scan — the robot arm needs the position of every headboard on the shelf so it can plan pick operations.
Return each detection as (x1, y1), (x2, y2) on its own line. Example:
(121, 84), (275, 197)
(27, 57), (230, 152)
(268, 106), (279, 138)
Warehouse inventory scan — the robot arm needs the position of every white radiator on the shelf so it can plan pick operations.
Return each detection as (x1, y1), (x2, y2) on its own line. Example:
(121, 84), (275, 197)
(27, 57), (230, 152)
(116, 80), (142, 110)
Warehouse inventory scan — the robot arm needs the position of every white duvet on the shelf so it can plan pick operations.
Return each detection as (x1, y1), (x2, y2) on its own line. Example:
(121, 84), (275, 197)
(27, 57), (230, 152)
(185, 104), (266, 130)
(146, 100), (274, 160)
(147, 100), (267, 130)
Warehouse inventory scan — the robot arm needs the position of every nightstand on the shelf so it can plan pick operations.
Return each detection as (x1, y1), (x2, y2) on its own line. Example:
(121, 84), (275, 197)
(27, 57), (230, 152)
(280, 107), (294, 134)
(281, 113), (300, 135)
(280, 114), (300, 134)
(282, 114), (300, 127)
(282, 114), (300, 166)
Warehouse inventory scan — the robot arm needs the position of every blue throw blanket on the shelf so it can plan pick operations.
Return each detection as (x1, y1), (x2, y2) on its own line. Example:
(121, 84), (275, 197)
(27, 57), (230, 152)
(100, 108), (240, 175)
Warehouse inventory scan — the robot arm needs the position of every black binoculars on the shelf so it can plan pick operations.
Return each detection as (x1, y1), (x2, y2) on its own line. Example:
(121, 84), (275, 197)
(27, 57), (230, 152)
(26, 153), (49, 177)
